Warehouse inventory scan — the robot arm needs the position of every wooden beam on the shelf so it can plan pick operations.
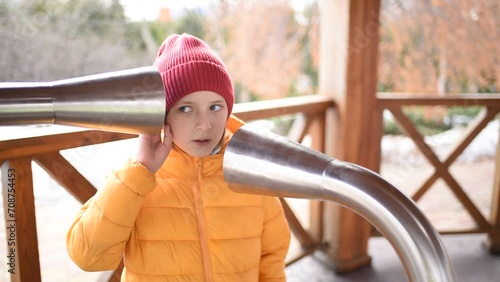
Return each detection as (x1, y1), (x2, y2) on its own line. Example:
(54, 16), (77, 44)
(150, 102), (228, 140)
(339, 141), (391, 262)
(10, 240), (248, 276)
(485, 115), (500, 254)
(2, 159), (41, 282)
(318, 0), (381, 273)
(442, 108), (498, 165)
(390, 107), (490, 228)
(33, 152), (97, 204)
(233, 95), (334, 121)
(287, 114), (314, 143)
(279, 198), (317, 249)
(377, 93), (500, 107)
(308, 113), (327, 242)
(412, 108), (498, 201)
(0, 131), (136, 160)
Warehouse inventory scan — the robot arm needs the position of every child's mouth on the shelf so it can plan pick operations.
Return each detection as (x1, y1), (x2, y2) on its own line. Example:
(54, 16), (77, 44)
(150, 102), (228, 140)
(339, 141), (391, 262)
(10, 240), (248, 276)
(193, 139), (211, 146)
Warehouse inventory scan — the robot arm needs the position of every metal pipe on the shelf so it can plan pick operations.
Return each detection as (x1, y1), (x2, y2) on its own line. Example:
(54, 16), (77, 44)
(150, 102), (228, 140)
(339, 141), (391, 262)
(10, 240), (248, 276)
(0, 66), (166, 135)
(223, 124), (456, 281)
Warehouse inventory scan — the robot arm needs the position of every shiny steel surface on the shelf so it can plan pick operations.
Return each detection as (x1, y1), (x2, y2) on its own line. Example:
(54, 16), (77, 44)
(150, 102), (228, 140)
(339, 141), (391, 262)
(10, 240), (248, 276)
(223, 124), (456, 282)
(0, 67), (166, 135)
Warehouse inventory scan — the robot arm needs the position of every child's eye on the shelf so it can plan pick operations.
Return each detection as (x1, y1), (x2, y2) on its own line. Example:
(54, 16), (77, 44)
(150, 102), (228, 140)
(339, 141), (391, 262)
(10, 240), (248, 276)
(210, 104), (222, 111)
(179, 106), (193, 113)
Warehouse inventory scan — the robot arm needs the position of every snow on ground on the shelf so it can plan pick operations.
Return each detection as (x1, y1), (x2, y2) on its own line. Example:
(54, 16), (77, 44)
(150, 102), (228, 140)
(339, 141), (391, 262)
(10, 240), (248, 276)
(382, 119), (498, 164)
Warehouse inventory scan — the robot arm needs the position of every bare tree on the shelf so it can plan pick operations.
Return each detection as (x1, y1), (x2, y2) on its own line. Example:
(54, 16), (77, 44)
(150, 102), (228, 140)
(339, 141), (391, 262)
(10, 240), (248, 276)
(378, 0), (499, 94)
(0, 0), (150, 82)
(206, 0), (306, 102)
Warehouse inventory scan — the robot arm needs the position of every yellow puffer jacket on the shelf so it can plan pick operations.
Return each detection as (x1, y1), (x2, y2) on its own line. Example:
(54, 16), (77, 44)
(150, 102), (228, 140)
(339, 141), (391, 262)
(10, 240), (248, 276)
(66, 116), (291, 281)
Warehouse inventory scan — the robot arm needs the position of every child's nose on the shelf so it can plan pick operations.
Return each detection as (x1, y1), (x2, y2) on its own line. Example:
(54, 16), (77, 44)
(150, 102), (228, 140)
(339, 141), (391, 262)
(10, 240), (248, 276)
(195, 113), (212, 131)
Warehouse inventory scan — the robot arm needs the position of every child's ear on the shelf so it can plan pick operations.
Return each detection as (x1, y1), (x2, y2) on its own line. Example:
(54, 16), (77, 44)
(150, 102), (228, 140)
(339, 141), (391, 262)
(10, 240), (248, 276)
(164, 110), (169, 124)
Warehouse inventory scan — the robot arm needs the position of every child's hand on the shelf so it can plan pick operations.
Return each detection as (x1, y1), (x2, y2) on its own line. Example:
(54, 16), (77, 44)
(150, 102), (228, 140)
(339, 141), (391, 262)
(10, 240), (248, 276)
(135, 124), (172, 173)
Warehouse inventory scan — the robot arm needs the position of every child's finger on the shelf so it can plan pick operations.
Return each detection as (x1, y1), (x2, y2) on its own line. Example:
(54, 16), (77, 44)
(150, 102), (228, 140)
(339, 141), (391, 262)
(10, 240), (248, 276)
(163, 124), (173, 145)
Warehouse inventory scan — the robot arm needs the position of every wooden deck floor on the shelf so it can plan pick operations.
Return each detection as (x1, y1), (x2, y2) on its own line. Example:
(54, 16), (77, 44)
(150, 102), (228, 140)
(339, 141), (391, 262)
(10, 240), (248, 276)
(285, 234), (500, 282)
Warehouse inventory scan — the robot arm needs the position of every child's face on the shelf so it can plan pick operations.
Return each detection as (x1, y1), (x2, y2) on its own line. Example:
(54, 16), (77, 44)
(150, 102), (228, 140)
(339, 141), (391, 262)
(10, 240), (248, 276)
(166, 91), (229, 157)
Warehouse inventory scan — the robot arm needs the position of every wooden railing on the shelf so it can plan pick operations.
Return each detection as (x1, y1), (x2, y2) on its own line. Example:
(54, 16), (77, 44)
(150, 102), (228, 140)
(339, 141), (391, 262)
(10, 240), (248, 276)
(0, 130), (137, 281)
(377, 93), (500, 237)
(1, 93), (499, 281)
(0, 95), (334, 282)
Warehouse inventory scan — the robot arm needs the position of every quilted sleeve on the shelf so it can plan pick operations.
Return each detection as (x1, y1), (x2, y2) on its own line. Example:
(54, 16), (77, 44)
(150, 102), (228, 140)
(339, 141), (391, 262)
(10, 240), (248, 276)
(66, 160), (156, 271)
(259, 196), (291, 281)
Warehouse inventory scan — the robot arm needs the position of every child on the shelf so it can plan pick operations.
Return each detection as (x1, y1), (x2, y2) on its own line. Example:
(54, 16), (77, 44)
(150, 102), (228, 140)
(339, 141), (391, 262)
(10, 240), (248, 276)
(66, 33), (291, 281)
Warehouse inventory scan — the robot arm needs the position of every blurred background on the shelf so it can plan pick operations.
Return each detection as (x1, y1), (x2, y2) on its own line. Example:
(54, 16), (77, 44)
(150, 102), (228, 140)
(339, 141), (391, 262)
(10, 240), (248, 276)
(1, 0), (498, 134)
(1, 0), (497, 96)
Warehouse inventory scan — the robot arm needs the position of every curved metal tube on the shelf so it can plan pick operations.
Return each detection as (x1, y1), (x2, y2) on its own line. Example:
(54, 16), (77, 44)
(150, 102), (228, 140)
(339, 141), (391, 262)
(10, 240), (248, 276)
(0, 66), (166, 135)
(223, 124), (456, 282)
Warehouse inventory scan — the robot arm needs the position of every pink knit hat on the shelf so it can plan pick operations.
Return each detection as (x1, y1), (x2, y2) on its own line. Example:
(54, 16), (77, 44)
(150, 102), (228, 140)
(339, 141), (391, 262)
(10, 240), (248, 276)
(153, 33), (234, 116)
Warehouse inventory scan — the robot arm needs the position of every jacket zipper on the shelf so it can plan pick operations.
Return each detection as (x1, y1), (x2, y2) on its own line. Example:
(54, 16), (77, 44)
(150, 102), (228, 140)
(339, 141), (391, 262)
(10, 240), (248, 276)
(192, 159), (214, 282)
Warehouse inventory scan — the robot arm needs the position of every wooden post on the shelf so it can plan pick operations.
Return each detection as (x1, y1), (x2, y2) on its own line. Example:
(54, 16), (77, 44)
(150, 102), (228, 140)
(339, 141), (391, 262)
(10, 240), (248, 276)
(2, 159), (42, 282)
(34, 152), (97, 204)
(308, 112), (327, 241)
(318, 0), (382, 272)
(485, 123), (500, 253)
